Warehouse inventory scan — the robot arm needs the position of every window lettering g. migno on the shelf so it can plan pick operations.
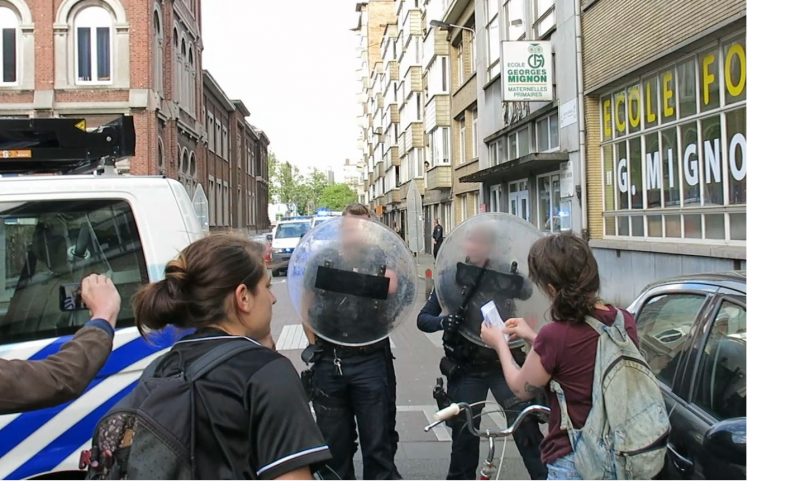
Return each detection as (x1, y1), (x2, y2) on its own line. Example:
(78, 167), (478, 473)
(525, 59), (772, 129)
(600, 36), (746, 241)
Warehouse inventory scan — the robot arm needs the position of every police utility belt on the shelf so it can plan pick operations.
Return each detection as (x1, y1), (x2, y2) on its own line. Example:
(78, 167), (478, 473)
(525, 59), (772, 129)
(306, 337), (387, 361)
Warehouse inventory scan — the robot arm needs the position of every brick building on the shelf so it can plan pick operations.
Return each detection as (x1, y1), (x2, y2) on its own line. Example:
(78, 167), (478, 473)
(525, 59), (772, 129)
(0, 0), (269, 232)
(582, 0), (746, 304)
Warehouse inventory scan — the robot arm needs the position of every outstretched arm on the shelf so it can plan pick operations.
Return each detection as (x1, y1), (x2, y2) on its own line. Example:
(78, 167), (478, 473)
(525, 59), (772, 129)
(481, 323), (551, 401)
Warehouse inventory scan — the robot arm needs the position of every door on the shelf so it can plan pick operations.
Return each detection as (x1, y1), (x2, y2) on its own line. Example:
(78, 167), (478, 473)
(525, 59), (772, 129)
(633, 287), (718, 479)
(508, 179), (530, 222)
(675, 295), (747, 480)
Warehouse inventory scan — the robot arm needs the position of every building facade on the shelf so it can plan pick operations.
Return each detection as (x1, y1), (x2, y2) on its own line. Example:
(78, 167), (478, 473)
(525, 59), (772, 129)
(468, 0), (582, 237)
(0, 0), (269, 233)
(582, 0), (746, 305)
(441, 0), (480, 227)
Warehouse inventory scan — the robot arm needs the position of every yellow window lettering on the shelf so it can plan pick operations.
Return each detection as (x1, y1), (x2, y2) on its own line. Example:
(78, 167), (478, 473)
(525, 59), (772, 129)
(702, 53), (716, 105)
(629, 86), (641, 128)
(662, 71), (674, 118)
(603, 99), (612, 138)
(725, 43), (746, 98)
(615, 93), (626, 133)
(645, 80), (657, 124)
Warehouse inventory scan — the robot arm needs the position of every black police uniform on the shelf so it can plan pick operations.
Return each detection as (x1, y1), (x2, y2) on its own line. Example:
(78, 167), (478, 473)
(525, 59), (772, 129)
(303, 246), (402, 480)
(417, 278), (548, 480)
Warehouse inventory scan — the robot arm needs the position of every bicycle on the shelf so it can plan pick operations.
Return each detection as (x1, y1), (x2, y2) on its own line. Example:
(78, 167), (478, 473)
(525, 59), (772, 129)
(424, 402), (551, 480)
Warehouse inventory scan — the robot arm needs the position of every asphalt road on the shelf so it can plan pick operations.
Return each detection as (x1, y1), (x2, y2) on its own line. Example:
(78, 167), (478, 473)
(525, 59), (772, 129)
(268, 274), (537, 481)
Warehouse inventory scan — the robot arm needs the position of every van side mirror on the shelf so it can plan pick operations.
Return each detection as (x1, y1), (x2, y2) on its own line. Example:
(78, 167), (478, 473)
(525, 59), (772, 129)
(703, 417), (746, 466)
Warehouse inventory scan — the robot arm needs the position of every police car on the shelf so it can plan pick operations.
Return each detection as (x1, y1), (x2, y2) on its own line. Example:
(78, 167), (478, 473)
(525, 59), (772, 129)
(0, 116), (205, 479)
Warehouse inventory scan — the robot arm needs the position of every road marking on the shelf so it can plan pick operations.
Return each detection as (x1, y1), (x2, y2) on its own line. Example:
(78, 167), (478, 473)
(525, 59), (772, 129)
(276, 324), (396, 351)
(405, 405), (451, 442)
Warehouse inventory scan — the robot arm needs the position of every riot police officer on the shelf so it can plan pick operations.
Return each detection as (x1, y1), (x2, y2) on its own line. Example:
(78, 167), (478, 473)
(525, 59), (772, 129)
(417, 214), (549, 480)
(289, 203), (416, 480)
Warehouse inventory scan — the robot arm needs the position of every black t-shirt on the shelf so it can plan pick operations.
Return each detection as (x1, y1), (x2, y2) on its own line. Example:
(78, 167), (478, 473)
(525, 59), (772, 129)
(157, 329), (331, 479)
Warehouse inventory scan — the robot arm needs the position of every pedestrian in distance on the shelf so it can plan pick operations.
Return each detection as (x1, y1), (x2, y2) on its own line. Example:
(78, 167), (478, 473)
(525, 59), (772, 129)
(480, 232), (668, 480)
(85, 234), (331, 479)
(0, 274), (120, 414)
(432, 218), (444, 259)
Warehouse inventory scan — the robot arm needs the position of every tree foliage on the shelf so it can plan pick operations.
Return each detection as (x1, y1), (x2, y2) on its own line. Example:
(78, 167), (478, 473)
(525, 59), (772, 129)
(319, 184), (358, 211)
(268, 153), (357, 215)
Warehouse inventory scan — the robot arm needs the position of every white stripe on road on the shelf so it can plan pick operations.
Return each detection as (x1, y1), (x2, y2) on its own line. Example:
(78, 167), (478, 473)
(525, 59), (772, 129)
(401, 405), (451, 442)
(276, 324), (396, 351)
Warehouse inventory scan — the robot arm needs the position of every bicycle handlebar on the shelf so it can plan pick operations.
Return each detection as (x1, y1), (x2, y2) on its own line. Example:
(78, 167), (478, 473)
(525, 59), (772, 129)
(424, 402), (550, 438)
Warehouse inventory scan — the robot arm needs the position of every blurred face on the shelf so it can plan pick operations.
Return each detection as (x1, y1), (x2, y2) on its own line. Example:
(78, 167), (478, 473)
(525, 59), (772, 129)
(341, 213), (369, 253)
(463, 228), (493, 266)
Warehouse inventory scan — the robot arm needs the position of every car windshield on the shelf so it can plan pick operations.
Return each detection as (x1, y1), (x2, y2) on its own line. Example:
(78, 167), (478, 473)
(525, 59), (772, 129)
(275, 222), (310, 239)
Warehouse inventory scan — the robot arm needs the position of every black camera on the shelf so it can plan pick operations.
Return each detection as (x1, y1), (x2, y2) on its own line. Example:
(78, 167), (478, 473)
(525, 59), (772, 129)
(59, 283), (88, 312)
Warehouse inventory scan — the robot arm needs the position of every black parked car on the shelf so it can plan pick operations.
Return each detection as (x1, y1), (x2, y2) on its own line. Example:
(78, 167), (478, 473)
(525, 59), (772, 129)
(628, 272), (746, 480)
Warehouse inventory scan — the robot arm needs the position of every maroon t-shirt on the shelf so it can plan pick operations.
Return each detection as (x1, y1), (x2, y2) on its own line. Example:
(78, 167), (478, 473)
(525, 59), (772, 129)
(532, 306), (639, 465)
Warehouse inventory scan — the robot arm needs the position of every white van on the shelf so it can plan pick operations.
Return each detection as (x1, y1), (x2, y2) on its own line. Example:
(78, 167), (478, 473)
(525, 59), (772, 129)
(0, 175), (204, 479)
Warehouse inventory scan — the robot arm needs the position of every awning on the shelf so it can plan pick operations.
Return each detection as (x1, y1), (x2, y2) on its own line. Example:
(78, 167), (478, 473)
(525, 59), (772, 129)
(459, 152), (569, 184)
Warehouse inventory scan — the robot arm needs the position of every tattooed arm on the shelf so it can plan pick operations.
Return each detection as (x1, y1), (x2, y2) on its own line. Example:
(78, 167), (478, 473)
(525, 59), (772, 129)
(485, 325), (551, 401)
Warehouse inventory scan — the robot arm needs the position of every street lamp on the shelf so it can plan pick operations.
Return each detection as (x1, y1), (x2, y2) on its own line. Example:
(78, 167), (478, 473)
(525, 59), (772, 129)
(430, 19), (475, 35)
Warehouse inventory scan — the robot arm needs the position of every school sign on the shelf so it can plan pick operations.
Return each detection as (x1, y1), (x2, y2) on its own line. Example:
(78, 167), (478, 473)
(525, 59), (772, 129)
(501, 41), (553, 102)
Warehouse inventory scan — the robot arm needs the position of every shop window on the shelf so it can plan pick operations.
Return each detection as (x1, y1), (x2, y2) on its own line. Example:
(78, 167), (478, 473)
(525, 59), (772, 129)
(537, 173), (560, 233)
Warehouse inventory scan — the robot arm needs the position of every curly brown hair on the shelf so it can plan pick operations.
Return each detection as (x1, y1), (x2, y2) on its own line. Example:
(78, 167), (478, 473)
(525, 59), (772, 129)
(527, 232), (601, 323)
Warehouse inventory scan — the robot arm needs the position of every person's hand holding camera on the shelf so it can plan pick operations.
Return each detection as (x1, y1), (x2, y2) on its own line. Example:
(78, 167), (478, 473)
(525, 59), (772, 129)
(441, 313), (464, 333)
(81, 274), (121, 327)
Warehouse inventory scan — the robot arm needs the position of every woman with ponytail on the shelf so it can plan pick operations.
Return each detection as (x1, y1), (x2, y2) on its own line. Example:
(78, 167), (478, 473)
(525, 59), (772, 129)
(132, 234), (331, 479)
(480, 232), (639, 480)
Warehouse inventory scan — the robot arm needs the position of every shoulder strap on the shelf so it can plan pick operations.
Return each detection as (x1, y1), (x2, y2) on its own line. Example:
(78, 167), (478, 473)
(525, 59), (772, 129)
(185, 339), (263, 382)
(550, 380), (580, 448)
(140, 349), (174, 381)
(585, 309), (627, 342)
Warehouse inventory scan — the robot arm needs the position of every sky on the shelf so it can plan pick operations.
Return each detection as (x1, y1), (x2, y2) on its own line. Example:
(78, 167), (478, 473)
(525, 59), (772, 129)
(202, 0), (362, 175)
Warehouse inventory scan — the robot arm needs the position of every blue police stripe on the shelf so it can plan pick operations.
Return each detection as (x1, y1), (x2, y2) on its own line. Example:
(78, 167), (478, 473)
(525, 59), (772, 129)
(8, 380), (138, 480)
(0, 337), (167, 459)
(27, 335), (72, 361)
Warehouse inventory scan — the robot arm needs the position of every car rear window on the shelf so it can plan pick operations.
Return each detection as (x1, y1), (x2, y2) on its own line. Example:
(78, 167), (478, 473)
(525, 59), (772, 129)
(275, 222), (310, 239)
(0, 199), (148, 345)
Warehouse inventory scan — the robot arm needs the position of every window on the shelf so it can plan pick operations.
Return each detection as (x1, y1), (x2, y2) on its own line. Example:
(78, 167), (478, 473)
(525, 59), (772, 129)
(441, 127), (450, 164)
(207, 114), (216, 153)
(531, 0), (555, 39)
(600, 36), (746, 242)
(505, 0), (525, 40)
(471, 109), (479, 158)
(157, 136), (165, 170)
(490, 184), (502, 212)
(187, 47), (195, 113)
(75, 6), (112, 83)
(485, 0), (500, 79)
(460, 194), (468, 222)
(536, 112), (559, 151)
(208, 177), (216, 226)
(518, 126), (530, 156)
(537, 172), (560, 232)
(636, 293), (709, 389)
(694, 301), (746, 420)
(459, 118), (467, 165)
(455, 41), (463, 87)
(441, 56), (448, 92)
(172, 28), (180, 97)
(222, 126), (229, 161)
(508, 131), (518, 160)
(153, 9), (163, 95)
(0, 200), (149, 345)
(1, 6), (18, 84)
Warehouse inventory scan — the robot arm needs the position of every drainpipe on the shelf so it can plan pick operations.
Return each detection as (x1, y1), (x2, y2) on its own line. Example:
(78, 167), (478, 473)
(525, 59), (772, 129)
(574, 0), (589, 240)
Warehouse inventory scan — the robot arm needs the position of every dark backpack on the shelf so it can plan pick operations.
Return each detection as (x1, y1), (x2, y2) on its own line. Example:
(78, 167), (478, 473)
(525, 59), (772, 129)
(81, 339), (261, 479)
